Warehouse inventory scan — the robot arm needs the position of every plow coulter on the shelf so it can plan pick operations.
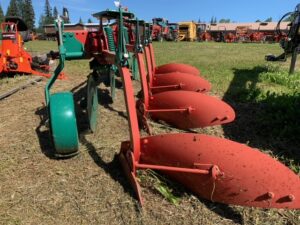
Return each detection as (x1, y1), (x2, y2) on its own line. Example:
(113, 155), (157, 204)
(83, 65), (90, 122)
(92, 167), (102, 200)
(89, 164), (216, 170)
(44, 5), (300, 211)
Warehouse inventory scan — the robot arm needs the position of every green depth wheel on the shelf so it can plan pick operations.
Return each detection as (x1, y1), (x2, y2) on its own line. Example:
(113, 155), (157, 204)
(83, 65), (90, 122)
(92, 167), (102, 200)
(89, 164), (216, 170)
(87, 75), (99, 132)
(131, 54), (140, 81)
(49, 92), (79, 156)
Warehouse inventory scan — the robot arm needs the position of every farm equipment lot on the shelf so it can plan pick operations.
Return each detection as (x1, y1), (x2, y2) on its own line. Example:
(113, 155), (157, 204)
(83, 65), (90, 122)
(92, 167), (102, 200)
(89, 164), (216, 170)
(0, 41), (299, 225)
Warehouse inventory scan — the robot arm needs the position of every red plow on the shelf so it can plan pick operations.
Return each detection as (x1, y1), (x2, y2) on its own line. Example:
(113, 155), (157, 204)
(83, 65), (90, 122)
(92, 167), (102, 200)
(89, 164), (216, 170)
(45, 5), (300, 210)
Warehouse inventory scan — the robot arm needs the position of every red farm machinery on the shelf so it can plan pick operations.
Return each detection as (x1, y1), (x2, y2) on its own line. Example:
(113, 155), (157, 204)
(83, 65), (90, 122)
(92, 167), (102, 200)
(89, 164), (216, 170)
(0, 17), (65, 79)
(43, 4), (300, 210)
(151, 18), (173, 41)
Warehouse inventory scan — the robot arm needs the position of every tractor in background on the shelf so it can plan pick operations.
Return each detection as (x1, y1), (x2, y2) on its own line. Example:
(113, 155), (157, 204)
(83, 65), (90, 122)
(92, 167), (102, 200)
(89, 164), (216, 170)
(197, 23), (212, 41)
(178, 21), (197, 41)
(151, 18), (171, 41)
(167, 22), (179, 41)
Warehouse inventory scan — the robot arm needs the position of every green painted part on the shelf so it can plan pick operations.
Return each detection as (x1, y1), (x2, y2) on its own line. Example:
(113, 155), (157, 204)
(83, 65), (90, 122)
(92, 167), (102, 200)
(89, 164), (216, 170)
(132, 54), (140, 80)
(63, 32), (85, 59)
(87, 75), (99, 132)
(110, 65), (117, 100)
(50, 92), (79, 155)
(123, 27), (129, 44)
(104, 26), (116, 52)
(45, 45), (66, 105)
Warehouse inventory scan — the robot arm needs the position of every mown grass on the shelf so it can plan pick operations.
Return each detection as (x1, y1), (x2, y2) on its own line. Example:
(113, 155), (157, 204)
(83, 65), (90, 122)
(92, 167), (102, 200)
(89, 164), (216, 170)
(24, 40), (91, 76)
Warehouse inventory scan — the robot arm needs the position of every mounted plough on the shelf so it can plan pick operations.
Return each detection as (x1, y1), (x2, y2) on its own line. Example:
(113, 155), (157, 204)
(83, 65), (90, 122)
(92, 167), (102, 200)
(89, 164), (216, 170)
(123, 20), (235, 131)
(45, 5), (300, 209)
(0, 17), (66, 80)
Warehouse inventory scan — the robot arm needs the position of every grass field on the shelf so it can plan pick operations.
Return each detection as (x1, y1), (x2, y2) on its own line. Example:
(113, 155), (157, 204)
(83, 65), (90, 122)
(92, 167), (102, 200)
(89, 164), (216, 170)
(0, 40), (299, 225)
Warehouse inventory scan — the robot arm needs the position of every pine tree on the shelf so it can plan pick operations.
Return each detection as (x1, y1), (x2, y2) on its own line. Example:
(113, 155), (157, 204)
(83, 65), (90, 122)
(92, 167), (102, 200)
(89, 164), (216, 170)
(16, 0), (24, 18)
(62, 7), (70, 23)
(265, 17), (272, 22)
(79, 17), (83, 24)
(0, 4), (4, 24)
(283, 15), (295, 22)
(44, 0), (53, 24)
(53, 6), (58, 19)
(87, 18), (92, 23)
(6, 0), (19, 17)
(23, 0), (35, 30)
(36, 14), (45, 33)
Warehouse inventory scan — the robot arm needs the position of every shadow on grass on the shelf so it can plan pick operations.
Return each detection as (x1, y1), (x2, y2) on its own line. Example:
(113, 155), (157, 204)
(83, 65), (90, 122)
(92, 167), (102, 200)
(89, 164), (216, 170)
(153, 173), (244, 224)
(34, 77), (141, 210)
(34, 75), (125, 158)
(80, 135), (141, 212)
(223, 66), (300, 166)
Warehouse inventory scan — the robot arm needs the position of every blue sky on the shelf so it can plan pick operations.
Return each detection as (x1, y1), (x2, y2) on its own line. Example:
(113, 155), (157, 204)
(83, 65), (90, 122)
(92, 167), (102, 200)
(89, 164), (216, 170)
(1, 0), (300, 24)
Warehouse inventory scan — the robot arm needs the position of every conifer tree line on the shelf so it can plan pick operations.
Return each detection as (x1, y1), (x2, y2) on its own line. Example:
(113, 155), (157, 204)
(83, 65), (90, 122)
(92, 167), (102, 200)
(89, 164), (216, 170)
(0, 0), (35, 30)
(0, 0), (72, 32)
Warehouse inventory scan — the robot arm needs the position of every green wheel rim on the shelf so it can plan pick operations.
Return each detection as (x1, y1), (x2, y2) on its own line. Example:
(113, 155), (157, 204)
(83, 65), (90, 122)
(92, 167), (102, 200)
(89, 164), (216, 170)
(49, 92), (79, 155)
(132, 54), (140, 81)
(87, 75), (99, 132)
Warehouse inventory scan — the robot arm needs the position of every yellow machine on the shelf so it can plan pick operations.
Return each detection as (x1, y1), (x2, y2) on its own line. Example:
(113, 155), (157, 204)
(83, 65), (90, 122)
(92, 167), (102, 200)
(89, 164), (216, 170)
(178, 21), (197, 41)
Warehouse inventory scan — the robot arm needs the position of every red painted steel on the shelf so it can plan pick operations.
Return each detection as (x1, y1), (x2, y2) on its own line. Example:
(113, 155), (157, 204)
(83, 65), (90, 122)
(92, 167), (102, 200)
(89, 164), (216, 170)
(139, 133), (300, 209)
(148, 90), (235, 129)
(151, 72), (211, 93)
(136, 52), (235, 130)
(118, 64), (300, 209)
(0, 21), (66, 80)
(201, 32), (212, 41)
(56, 11), (300, 210)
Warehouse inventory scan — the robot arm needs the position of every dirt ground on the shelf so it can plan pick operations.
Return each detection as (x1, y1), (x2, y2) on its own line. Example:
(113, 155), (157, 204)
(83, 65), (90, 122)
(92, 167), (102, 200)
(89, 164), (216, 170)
(0, 68), (299, 224)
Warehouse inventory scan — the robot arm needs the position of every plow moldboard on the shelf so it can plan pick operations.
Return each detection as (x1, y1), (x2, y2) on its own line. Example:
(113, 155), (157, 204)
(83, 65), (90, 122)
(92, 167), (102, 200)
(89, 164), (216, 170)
(140, 133), (300, 209)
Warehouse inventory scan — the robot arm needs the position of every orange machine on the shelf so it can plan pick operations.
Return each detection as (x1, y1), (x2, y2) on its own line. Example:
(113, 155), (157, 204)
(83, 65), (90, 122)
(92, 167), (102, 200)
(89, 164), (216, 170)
(0, 17), (65, 79)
